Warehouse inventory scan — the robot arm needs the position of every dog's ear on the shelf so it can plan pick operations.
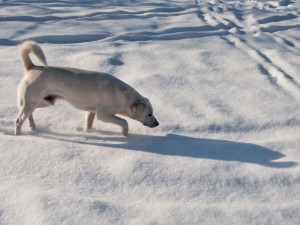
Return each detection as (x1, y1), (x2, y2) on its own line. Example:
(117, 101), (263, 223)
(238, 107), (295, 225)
(131, 100), (146, 119)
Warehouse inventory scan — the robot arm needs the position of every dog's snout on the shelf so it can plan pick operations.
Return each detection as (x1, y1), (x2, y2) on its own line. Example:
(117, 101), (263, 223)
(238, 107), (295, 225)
(145, 120), (159, 128)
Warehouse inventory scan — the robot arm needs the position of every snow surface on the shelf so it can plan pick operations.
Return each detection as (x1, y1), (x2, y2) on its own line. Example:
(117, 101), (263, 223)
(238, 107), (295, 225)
(1, 0), (300, 224)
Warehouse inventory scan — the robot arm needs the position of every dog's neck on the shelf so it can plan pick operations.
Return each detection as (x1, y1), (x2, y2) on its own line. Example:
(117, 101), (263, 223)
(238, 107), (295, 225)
(119, 92), (135, 119)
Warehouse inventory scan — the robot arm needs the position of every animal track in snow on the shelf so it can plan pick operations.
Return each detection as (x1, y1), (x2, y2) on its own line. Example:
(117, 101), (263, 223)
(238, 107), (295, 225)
(195, 1), (300, 101)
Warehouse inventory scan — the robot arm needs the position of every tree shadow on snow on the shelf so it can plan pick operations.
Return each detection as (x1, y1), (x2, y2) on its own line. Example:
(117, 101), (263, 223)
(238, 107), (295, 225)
(34, 130), (297, 168)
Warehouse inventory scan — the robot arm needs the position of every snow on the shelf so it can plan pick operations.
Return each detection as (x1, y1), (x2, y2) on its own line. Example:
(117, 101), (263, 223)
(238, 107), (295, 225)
(0, 0), (300, 224)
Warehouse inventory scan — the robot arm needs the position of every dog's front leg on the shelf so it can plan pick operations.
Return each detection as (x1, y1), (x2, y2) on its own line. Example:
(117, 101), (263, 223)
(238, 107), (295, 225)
(83, 112), (96, 132)
(97, 111), (128, 136)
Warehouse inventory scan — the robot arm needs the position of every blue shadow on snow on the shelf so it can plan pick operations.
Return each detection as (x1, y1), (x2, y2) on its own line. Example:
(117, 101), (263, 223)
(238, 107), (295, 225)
(80, 133), (296, 168)
(0, 123), (296, 168)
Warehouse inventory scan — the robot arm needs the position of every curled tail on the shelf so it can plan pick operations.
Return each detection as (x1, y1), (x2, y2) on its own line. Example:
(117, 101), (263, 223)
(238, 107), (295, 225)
(19, 41), (47, 71)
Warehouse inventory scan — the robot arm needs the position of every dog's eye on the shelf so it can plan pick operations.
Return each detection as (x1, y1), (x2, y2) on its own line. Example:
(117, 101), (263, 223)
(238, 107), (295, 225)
(148, 113), (152, 117)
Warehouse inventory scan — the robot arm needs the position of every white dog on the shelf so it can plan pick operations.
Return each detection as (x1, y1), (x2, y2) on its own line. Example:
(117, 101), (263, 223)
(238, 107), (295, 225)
(15, 41), (159, 136)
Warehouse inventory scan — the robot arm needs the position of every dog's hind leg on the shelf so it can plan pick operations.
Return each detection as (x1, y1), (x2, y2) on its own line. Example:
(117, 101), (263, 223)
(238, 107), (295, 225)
(28, 114), (36, 131)
(96, 110), (128, 136)
(83, 112), (96, 132)
(15, 105), (35, 135)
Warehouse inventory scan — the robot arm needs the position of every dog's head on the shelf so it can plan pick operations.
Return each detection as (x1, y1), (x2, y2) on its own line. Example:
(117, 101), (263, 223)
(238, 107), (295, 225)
(131, 98), (159, 128)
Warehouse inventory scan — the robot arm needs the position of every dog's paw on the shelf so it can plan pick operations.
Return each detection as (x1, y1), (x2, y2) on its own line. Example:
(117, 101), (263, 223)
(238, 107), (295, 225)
(29, 124), (36, 131)
(82, 127), (93, 133)
(15, 130), (22, 135)
(122, 125), (129, 136)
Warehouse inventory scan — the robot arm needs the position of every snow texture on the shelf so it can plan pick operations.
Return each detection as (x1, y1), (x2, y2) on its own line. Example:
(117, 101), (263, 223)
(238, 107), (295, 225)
(0, 0), (300, 224)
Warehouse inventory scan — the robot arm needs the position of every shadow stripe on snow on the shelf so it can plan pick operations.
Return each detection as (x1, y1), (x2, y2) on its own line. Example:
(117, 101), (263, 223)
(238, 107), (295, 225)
(112, 30), (230, 42)
(0, 34), (110, 46)
(257, 13), (297, 24)
(27, 34), (111, 44)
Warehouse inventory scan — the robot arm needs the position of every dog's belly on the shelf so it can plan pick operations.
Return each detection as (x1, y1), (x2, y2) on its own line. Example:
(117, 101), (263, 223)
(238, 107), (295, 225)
(71, 104), (97, 112)
(64, 95), (98, 112)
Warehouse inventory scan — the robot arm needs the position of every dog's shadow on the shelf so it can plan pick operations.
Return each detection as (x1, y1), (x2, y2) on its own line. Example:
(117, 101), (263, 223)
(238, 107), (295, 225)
(36, 130), (296, 168)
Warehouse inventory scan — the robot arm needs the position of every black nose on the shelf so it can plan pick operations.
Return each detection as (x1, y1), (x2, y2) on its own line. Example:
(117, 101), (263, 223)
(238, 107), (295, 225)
(155, 121), (159, 127)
